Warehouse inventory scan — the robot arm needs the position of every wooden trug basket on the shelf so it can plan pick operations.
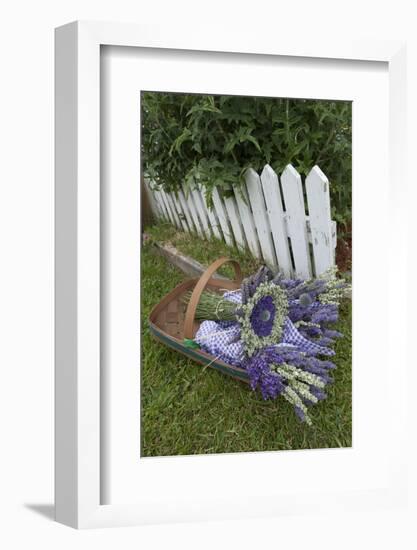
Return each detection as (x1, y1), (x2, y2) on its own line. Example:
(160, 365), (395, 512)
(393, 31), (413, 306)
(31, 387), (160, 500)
(148, 257), (249, 382)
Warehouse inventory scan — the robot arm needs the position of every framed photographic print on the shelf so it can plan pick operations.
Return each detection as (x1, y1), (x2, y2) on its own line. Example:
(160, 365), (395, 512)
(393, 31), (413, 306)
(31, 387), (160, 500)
(55, 21), (408, 528)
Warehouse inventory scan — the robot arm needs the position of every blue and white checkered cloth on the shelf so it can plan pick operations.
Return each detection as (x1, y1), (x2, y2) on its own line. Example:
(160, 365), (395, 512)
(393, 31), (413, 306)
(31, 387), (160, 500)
(195, 290), (334, 366)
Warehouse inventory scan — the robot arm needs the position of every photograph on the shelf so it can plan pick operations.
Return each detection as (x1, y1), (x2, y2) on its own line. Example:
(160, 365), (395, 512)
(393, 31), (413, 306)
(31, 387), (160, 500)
(141, 92), (352, 457)
(0, 0), (411, 540)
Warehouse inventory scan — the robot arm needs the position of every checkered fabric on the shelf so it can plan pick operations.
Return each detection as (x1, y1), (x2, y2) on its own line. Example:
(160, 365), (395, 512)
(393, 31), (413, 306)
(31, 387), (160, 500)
(195, 321), (244, 366)
(194, 290), (335, 366)
(281, 318), (335, 357)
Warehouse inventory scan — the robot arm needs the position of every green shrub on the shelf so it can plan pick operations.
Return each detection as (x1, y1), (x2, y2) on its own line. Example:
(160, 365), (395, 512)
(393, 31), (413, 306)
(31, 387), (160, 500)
(141, 92), (352, 229)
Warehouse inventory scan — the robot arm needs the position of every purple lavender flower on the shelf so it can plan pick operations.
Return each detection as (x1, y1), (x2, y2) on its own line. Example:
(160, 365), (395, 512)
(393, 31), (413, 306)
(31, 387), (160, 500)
(239, 282), (288, 357)
(196, 266), (350, 425)
(250, 295), (276, 337)
(242, 343), (337, 423)
(294, 406), (306, 422)
(245, 349), (285, 399)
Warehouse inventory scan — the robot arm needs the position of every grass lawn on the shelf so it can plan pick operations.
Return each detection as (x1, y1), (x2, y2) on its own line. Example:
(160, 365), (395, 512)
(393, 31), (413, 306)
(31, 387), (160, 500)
(141, 224), (352, 457)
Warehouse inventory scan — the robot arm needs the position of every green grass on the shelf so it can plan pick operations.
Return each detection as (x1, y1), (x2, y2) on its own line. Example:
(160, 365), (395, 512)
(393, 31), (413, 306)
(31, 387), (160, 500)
(145, 221), (263, 278)
(141, 230), (352, 457)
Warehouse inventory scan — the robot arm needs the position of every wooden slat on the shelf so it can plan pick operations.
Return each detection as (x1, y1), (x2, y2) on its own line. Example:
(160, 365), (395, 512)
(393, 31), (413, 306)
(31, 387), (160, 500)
(245, 168), (276, 267)
(260, 164), (293, 277)
(212, 188), (234, 247)
(280, 164), (311, 279)
(160, 189), (176, 226)
(297, 217), (336, 249)
(331, 220), (337, 263)
(199, 185), (222, 240)
(191, 187), (212, 239)
(234, 183), (261, 260)
(185, 190), (205, 238)
(171, 192), (189, 232)
(178, 189), (195, 233)
(154, 189), (169, 221)
(305, 166), (334, 276)
(165, 191), (182, 229)
(331, 221), (337, 248)
(223, 195), (246, 251)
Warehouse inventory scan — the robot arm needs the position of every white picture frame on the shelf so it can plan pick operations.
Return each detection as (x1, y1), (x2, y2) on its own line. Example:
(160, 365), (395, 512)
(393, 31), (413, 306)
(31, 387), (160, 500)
(55, 20), (407, 529)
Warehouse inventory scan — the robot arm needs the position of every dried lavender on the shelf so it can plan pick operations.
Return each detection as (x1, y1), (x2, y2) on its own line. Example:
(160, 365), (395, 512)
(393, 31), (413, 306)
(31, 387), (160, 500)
(182, 290), (238, 321)
(241, 265), (274, 304)
(242, 344), (336, 424)
(188, 264), (350, 425)
(239, 282), (288, 356)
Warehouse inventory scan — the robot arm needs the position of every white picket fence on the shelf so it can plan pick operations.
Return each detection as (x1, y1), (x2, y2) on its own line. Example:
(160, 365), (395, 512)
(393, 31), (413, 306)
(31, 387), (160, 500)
(145, 163), (336, 279)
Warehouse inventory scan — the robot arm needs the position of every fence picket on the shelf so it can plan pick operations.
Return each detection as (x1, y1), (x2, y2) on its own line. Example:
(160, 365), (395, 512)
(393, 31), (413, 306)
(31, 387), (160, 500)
(260, 165), (293, 277)
(223, 195), (246, 251)
(234, 186), (261, 260)
(171, 192), (189, 232)
(305, 166), (333, 276)
(152, 189), (167, 220)
(212, 188), (234, 247)
(178, 189), (195, 233)
(280, 164), (312, 279)
(160, 189), (176, 225)
(245, 168), (276, 267)
(199, 185), (222, 240)
(191, 187), (212, 239)
(165, 191), (182, 229)
(331, 220), (337, 262)
(185, 191), (205, 239)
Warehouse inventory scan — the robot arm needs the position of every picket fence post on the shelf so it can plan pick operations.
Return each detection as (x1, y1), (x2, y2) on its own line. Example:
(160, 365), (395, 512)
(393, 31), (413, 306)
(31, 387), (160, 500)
(245, 168), (277, 268)
(280, 165), (312, 279)
(199, 185), (222, 240)
(233, 184), (261, 260)
(260, 165), (293, 277)
(212, 188), (234, 247)
(305, 166), (333, 276)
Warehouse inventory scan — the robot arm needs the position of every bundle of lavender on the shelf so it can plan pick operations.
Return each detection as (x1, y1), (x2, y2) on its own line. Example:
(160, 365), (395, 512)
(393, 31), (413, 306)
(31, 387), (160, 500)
(183, 265), (350, 425)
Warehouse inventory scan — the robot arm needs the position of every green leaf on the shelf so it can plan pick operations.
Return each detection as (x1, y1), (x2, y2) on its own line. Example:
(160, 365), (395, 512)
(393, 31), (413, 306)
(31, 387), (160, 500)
(243, 134), (261, 152)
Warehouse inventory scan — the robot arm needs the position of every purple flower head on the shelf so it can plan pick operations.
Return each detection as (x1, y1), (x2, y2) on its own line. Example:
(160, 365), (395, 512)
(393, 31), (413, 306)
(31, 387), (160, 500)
(242, 341), (337, 423)
(250, 295), (276, 337)
(239, 282), (288, 357)
(244, 349), (285, 399)
(299, 292), (313, 307)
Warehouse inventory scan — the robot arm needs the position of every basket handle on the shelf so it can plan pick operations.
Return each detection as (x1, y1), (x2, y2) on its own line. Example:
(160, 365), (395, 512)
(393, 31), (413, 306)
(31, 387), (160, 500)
(183, 257), (243, 339)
